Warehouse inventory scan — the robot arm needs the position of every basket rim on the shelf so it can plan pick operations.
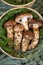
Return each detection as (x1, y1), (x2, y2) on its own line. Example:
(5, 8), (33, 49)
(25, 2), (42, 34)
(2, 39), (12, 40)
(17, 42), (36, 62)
(1, 0), (36, 7)
(0, 7), (43, 59)
(0, 7), (42, 19)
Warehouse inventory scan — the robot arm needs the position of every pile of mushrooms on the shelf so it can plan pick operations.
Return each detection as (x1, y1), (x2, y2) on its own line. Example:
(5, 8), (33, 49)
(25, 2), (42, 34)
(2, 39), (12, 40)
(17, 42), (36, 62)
(4, 13), (43, 52)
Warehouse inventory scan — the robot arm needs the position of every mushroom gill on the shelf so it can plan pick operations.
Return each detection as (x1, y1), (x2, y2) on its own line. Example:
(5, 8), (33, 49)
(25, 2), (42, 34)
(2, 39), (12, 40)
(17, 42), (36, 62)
(15, 13), (33, 30)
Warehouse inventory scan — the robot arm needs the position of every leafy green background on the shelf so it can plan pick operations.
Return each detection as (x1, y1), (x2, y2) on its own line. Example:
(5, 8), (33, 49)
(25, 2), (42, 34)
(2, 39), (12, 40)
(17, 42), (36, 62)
(0, 0), (43, 65)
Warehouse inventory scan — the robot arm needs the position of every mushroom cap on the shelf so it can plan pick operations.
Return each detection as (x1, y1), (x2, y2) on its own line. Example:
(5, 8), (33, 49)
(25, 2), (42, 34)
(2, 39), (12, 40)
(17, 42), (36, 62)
(15, 13), (33, 23)
(23, 31), (33, 40)
(14, 24), (24, 32)
(29, 19), (43, 28)
(4, 20), (16, 27)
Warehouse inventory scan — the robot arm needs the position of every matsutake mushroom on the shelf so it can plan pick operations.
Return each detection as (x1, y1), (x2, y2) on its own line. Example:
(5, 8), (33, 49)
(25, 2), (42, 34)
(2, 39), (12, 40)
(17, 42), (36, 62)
(4, 20), (16, 47)
(15, 13), (33, 30)
(14, 24), (24, 51)
(28, 19), (43, 50)
(22, 31), (33, 52)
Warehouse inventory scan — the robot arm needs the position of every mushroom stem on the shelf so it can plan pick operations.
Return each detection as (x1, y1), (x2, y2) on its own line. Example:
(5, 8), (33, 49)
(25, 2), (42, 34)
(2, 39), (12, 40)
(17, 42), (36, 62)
(4, 20), (16, 47)
(28, 24), (39, 50)
(22, 31), (33, 52)
(22, 38), (30, 52)
(14, 32), (23, 51)
(22, 21), (29, 30)
(6, 26), (13, 47)
(14, 24), (24, 51)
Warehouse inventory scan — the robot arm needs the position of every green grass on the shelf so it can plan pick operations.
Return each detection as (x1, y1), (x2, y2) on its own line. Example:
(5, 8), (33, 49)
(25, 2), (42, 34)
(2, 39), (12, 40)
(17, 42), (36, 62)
(4, 0), (33, 5)
(0, 8), (43, 59)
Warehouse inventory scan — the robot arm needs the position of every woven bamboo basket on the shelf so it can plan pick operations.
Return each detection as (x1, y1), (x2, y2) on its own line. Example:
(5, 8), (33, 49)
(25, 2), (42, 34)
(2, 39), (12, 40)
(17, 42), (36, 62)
(1, 0), (36, 7)
(0, 7), (43, 59)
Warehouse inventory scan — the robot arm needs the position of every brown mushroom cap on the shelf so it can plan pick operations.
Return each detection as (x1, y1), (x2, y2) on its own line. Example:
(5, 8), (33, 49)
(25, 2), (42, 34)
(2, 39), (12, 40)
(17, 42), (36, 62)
(15, 13), (33, 23)
(14, 24), (24, 32)
(4, 20), (16, 27)
(23, 31), (33, 40)
(29, 19), (43, 28)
